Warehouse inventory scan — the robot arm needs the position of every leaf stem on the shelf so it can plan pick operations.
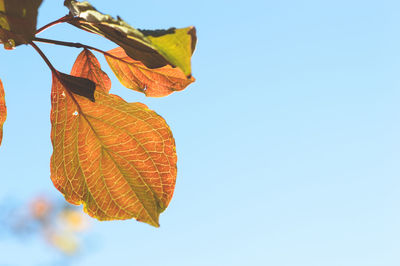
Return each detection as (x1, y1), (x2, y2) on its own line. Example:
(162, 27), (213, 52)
(29, 41), (88, 121)
(33, 37), (122, 61)
(36, 15), (73, 35)
(29, 41), (58, 74)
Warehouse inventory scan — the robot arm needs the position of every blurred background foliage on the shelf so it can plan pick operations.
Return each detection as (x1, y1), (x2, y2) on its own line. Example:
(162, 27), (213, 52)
(0, 195), (92, 264)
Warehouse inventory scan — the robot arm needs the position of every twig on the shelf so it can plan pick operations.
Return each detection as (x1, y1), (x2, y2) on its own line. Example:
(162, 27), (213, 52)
(36, 15), (73, 35)
(29, 41), (88, 118)
(29, 41), (58, 74)
(33, 37), (122, 61)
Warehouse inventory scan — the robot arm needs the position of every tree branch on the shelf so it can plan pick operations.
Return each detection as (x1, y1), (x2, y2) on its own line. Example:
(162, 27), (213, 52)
(33, 37), (122, 61)
(29, 41), (58, 74)
(36, 15), (73, 35)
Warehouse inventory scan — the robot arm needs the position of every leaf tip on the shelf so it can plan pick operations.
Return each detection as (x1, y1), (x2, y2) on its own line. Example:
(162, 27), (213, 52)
(137, 216), (160, 228)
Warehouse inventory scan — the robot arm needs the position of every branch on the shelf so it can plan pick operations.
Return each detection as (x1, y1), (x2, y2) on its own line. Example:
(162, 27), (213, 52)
(29, 41), (90, 119)
(33, 37), (122, 61)
(29, 41), (57, 74)
(36, 15), (73, 35)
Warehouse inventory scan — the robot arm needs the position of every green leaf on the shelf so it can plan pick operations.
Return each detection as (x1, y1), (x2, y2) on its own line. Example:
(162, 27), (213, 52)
(64, 0), (196, 76)
(0, 0), (43, 49)
(141, 27), (197, 77)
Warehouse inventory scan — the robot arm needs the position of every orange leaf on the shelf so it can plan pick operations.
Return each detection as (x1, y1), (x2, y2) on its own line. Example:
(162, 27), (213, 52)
(0, 79), (6, 146)
(105, 47), (195, 97)
(68, 49), (111, 93)
(50, 50), (177, 227)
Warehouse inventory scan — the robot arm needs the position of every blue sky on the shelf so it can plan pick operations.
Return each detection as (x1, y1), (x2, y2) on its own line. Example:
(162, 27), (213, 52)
(1, 0), (400, 265)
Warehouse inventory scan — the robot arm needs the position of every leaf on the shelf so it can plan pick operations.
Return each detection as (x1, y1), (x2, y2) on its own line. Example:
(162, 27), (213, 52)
(50, 49), (177, 227)
(105, 47), (195, 97)
(64, 0), (196, 76)
(0, 0), (43, 49)
(0, 79), (5, 146)
(67, 49), (111, 94)
(58, 72), (96, 102)
(141, 27), (197, 77)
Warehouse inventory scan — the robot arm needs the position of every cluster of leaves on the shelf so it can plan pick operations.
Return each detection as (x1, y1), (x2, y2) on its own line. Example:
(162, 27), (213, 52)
(0, 195), (91, 256)
(0, 0), (196, 227)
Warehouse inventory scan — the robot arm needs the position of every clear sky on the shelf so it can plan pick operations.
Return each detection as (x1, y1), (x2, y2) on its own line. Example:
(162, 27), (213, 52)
(1, 0), (400, 265)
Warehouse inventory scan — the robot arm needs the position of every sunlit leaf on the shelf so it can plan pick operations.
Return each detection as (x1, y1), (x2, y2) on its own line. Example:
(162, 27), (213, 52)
(64, 0), (196, 76)
(68, 49), (111, 94)
(50, 50), (177, 227)
(105, 47), (195, 97)
(0, 79), (5, 146)
(0, 0), (43, 49)
(141, 27), (197, 77)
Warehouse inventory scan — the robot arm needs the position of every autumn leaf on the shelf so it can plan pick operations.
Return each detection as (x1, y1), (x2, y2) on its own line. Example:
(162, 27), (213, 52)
(105, 47), (195, 97)
(0, 0), (43, 49)
(0, 79), (5, 146)
(64, 0), (196, 76)
(50, 49), (177, 227)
